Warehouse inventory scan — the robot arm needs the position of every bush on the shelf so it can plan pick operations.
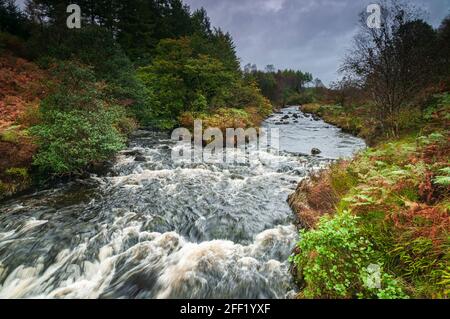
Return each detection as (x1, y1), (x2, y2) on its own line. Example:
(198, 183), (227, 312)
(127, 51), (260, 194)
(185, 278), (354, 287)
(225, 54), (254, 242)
(31, 108), (125, 175)
(30, 61), (129, 175)
(0, 167), (31, 199)
(179, 107), (253, 132)
(291, 211), (408, 299)
(0, 125), (23, 143)
(286, 90), (315, 105)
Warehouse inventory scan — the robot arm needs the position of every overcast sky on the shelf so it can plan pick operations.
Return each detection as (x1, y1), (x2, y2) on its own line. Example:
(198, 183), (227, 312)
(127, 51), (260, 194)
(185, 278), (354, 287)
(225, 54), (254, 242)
(184, 0), (450, 85)
(15, 0), (450, 85)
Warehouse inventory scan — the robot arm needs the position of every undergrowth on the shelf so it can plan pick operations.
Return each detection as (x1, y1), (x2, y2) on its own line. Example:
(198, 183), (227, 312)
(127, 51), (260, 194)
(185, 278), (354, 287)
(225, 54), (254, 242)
(291, 94), (450, 299)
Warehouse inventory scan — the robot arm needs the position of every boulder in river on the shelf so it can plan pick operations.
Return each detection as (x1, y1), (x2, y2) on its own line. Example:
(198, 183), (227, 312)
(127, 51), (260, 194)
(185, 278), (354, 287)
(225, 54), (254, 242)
(123, 150), (143, 157)
(311, 148), (322, 155)
(282, 115), (290, 120)
(134, 155), (146, 162)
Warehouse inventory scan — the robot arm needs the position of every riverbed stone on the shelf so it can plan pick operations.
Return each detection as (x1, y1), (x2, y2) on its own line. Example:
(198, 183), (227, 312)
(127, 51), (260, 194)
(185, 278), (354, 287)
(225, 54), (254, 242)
(134, 155), (146, 162)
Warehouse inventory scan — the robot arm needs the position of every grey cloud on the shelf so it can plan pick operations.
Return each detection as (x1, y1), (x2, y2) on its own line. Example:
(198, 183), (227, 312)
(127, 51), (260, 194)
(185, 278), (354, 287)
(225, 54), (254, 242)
(185, 0), (450, 85)
(13, 0), (450, 85)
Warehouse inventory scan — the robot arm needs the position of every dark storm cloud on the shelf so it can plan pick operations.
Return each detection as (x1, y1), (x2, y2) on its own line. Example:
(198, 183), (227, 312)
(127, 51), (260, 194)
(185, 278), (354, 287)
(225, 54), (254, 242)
(184, 0), (450, 85)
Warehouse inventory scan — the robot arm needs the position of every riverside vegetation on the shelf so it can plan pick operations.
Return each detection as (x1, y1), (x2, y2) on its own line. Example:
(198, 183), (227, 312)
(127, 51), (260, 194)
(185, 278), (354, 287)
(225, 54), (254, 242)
(0, 0), (449, 299)
(288, 2), (450, 299)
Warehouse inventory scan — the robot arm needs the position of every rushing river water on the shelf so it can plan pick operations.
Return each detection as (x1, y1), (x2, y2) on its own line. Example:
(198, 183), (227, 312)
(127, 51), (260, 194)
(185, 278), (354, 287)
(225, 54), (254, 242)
(0, 106), (365, 299)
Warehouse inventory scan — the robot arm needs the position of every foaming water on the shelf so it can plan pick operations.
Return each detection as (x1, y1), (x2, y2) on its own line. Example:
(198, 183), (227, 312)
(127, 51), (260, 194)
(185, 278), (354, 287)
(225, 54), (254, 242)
(0, 106), (365, 298)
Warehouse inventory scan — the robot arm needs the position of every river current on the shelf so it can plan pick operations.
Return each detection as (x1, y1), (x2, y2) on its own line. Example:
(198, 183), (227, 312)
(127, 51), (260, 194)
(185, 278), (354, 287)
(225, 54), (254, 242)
(0, 106), (365, 298)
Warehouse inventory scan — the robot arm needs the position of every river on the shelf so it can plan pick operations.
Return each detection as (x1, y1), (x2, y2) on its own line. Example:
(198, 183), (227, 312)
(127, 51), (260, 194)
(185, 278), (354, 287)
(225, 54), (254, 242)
(0, 106), (365, 298)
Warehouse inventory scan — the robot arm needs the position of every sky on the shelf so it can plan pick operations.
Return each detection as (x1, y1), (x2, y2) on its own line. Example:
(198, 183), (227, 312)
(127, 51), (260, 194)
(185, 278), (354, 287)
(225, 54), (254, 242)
(15, 0), (450, 85)
(184, 0), (450, 85)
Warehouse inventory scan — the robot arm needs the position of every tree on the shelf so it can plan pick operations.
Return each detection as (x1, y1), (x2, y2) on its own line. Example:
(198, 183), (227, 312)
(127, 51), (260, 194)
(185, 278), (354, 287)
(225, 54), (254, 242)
(314, 78), (325, 88)
(0, 0), (29, 38)
(265, 64), (275, 73)
(191, 7), (212, 38)
(342, 0), (437, 136)
(137, 37), (234, 128)
(245, 66), (313, 106)
(244, 63), (257, 74)
(437, 15), (450, 84)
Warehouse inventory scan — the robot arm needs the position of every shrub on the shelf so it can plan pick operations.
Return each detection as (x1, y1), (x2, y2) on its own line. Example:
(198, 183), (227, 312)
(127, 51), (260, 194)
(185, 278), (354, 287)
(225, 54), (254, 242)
(291, 211), (408, 299)
(31, 108), (125, 175)
(179, 107), (253, 132)
(30, 61), (129, 175)
(0, 125), (22, 143)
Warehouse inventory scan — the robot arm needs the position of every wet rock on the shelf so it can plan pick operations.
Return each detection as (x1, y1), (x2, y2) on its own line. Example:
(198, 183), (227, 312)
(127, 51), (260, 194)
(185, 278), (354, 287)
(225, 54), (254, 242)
(292, 113), (299, 119)
(311, 148), (321, 155)
(123, 150), (143, 157)
(282, 115), (290, 120)
(134, 155), (146, 162)
(312, 115), (321, 121)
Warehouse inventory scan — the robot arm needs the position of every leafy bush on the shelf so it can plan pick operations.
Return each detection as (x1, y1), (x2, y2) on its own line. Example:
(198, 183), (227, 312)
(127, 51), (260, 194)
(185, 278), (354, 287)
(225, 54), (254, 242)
(31, 109), (125, 175)
(30, 61), (129, 175)
(286, 90), (316, 105)
(0, 125), (23, 143)
(179, 107), (253, 132)
(0, 167), (31, 199)
(291, 211), (408, 299)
